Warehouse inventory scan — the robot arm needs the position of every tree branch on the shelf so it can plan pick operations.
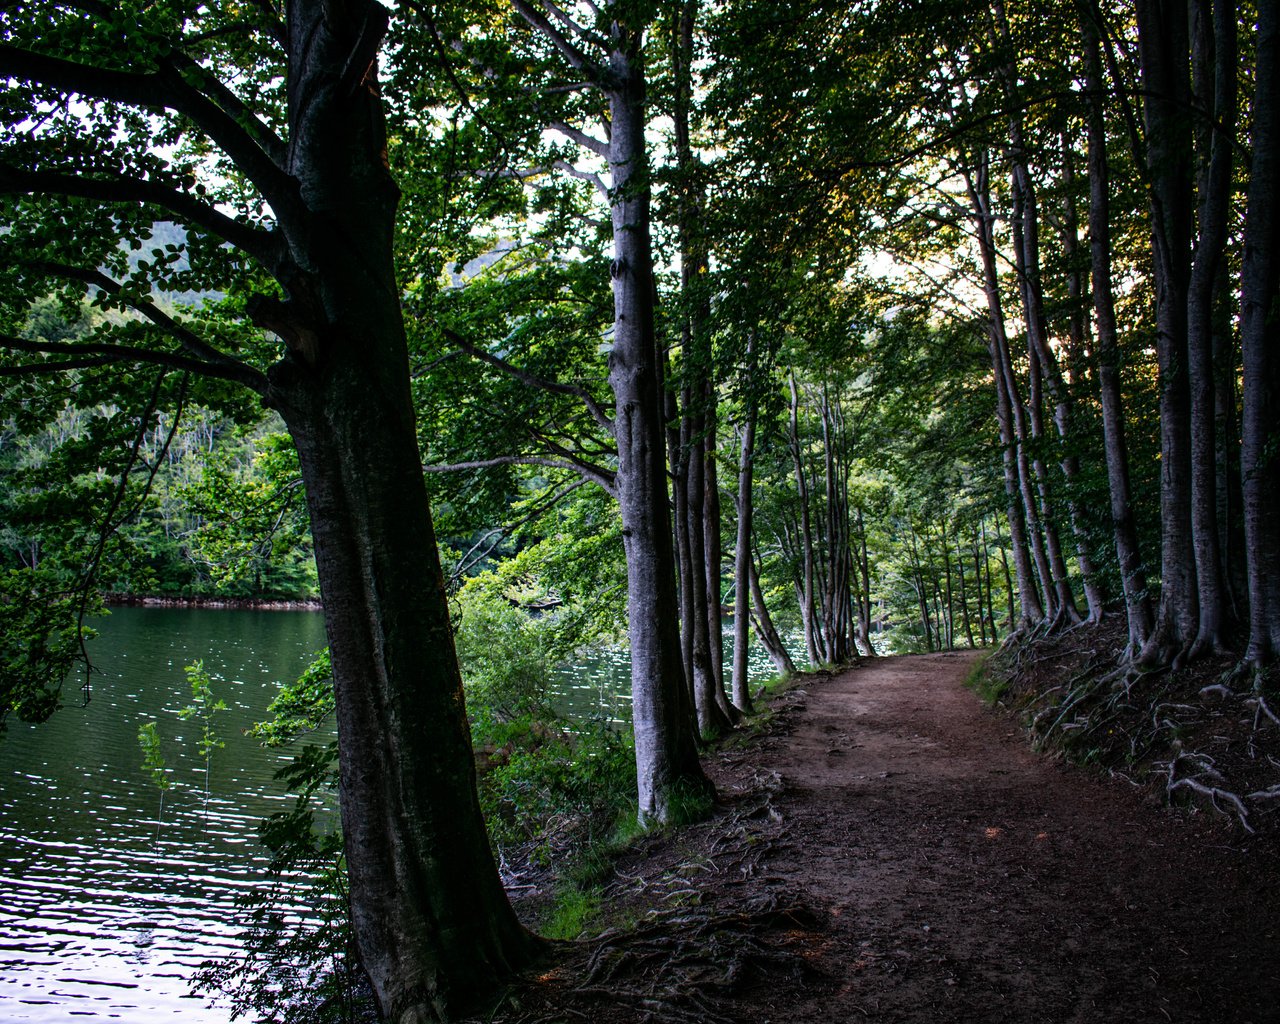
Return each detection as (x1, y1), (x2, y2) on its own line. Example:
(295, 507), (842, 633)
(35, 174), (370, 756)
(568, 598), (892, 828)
(0, 164), (279, 267)
(445, 327), (614, 435)
(424, 453), (616, 496)
(549, 120), (610, 158)
(162, 48), (289, 167)
(538, 0), (610, 51)
(511, 0), (609, 87)
(0, 332), (269, 391)
(32, 261), (270, 391)
(553, 158), (609, 198)
(447, 476), (586, 583)
(0, 43), (298, 221)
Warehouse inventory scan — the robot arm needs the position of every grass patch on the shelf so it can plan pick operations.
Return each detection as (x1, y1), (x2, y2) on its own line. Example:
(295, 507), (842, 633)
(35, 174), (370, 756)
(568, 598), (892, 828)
(962, 651), (1006, 704)
(542, 884), (603, 940)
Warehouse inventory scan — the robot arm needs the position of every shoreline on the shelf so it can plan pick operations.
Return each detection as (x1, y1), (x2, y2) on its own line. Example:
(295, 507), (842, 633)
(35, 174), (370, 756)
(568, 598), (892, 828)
(104, 593), (322, 612)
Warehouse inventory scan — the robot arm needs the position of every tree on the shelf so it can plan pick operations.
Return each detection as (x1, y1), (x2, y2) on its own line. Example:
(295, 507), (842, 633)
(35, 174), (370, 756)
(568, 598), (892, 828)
(1240, 0), (1280, 668)
(0, 1), (536, 1018)
(477, 0), (712, 817)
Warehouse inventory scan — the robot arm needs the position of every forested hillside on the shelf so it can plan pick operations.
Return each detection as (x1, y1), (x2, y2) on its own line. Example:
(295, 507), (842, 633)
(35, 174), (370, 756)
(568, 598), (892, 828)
(2, 0), (1278, 1021)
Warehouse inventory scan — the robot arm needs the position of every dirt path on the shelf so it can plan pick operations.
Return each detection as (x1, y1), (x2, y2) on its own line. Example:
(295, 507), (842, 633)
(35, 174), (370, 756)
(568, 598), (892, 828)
(520, 653), (1280, 1024)
(732, 651), (1280, 1023)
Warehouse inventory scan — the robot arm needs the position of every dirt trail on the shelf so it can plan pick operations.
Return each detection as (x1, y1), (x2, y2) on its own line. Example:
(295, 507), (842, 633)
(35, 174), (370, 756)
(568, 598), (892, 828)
(722, 651), (1280, 1023)
(522, 652), (1280, 1024)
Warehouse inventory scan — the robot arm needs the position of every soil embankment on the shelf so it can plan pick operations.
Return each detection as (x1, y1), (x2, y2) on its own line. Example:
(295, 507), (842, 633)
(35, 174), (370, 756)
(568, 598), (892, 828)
(502, 652), (1280, 1024)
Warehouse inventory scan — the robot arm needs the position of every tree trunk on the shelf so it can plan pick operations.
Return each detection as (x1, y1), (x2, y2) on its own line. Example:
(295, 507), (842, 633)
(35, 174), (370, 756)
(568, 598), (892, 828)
(1213, 261), (1248, 618)
(956, 522), (976, 647)
(972, 526), (989, 646)
(666, 360), (697, 706)
(993, 6), (1090, 625)
(683, 390), (731, 736)
(1136, 0), (1199, 665)
(965, 156), (1052, 626)
(731, 352), (758, 710)
(789, 373), (822, 665)
(262, 6), (537, 1016)
(995, 516), (1017, 632)
(1186, 0), (1238, 656)
(748, 547), (798, 676)
(605, 33), (708, 818)
(1240, 0), (1280, 666)
(671, 0), (733, 731)
(704, 422), (728, 698)
(1081, 3), (1155, 653)
(855, 508), (876, 656)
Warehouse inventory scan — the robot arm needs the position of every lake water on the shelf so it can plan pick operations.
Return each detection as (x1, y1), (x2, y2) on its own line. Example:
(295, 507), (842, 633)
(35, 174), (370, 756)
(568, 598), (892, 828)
(0, 607), (784, 1022)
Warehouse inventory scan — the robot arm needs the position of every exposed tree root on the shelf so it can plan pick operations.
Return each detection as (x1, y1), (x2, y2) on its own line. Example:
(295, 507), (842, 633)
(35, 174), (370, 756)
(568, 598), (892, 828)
(1163, 753), (1255, 834)
(985, 619), (1280, 838)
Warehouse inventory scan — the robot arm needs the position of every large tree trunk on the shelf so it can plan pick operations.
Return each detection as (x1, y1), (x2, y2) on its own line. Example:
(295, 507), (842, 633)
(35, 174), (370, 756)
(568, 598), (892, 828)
(605, 32), (709, 818)
(1081, 2), (1154, 653)
(1240, 0), (1280, 667)
(1186, 0), (1238, 656)
(1136, 0), (1199, 665)
(261, 5), (537, 1017)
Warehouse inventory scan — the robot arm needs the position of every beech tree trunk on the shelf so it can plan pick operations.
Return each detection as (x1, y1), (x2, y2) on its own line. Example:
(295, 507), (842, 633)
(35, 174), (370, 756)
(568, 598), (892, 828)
(731, 357), (759, 710)
(1186, 0), (1237, 656)
(605, 28), (709, 817)
(1081, 3), (1154, 653)
(671, 0), (733, 733)
(261, 4), (538, 1017)
(1136, 0), (1199, 664)
(748, 549), (798, 676)
(1240, 0), (1280, 666)
(789, 373), (822, 665)
(855, 508), (876, 656)
(993, 3), (1090, 625)
(966, 158), (1047, 628)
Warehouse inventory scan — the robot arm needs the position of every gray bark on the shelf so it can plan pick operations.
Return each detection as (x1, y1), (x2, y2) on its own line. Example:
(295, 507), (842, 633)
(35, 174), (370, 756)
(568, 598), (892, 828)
(1081, 2), (1154, 652)
(731, 353), (758, 710)
(1240, 0), (1280, 665)
(603, 21), (709, 817)
(1136, 0), (1199, 664)
(1186, 0), (1238, 656)
(266, 4), (538, 1018)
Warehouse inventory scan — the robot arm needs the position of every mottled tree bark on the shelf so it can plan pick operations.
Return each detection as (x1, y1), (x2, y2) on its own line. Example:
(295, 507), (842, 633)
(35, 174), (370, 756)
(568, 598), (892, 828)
(603, 22), (709, 816)
(1240, 0), (1280, 666)
(264, 4), (539, 1018)
(1081, 3), (1154, 653)
(1185, 0), (1238, 656)
(1136, 0), (1199, 665)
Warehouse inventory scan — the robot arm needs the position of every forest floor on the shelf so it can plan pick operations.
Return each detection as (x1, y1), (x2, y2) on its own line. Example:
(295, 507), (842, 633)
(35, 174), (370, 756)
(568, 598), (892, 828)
(489, 651), (1280, 1024)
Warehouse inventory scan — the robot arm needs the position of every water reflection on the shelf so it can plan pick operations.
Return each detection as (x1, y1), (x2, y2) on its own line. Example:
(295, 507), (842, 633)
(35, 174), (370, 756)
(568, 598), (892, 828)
(0, 608), (796, 1022)
(0, 608), (328, 1023)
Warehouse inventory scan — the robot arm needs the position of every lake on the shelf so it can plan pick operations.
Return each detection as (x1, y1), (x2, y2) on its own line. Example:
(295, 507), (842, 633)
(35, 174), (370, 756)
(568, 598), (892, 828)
(0, 606), (783, 1021)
